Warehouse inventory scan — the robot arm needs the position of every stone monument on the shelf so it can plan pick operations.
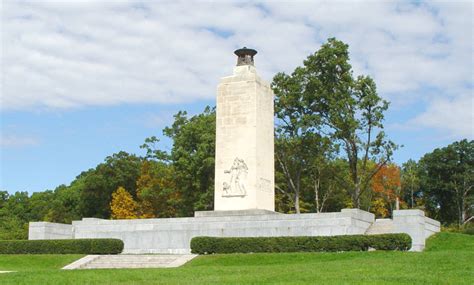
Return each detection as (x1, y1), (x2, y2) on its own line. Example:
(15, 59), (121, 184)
(214, 47), (275, 212)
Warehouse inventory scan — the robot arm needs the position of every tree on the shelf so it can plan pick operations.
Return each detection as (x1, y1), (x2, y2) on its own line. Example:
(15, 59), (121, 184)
(79, 151), (143, 218)
(1, 191), (31, 221)
(401, 159), (421, 208)
(273, 38), (397, 209)
(110, 187), (138, 219)
(135, 160), (178, 218)
(0, 191), (8, 208)
(274, 135), (324, 213)
(448, 140), (474, 225)
(0, 192), (31, 239)
(272, 49), (339, 214)
(419, 139), (473, 225)
(370, 164), (402, 217)
(309, 158), (349, 213)
(161, 106), (216, 216)
(0, 215), (28, 240)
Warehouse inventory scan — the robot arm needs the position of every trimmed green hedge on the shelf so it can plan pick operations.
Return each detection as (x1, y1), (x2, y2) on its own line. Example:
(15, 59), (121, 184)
(365, 234), (412, 250)
(191, 234), (411, 254)
(0, 239), (124, 254)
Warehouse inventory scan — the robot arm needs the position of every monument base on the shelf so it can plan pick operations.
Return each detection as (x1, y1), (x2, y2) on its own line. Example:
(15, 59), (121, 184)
(194, 209), (280, 217)
(29, 209), (440, 253)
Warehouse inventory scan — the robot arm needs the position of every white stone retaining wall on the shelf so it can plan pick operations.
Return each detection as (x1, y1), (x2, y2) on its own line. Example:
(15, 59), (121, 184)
(74, 209), (374, 254)
(29, 209), (373, 254)
(28, 209), (440, 253)
(424, 216), (442, 239)
(392, 209), (441, 251)
(29, 222), (73, 240)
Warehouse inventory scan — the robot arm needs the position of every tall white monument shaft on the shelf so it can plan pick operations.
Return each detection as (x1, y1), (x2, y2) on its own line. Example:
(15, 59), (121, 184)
(214, 48), (275, 211)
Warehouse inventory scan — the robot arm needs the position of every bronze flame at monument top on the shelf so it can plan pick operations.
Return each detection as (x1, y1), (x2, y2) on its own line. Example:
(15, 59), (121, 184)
(234, 47), (257, 66)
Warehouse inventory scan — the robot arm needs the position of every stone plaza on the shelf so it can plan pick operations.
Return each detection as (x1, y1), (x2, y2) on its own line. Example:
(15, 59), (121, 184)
(29, 48), (440, 253)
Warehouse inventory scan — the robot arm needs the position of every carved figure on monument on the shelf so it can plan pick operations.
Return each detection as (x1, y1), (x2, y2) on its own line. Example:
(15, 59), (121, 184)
(222, 157), (248, 197)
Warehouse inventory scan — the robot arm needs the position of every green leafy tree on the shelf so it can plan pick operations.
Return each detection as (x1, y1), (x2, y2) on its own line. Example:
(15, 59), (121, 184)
(401, 159), (421, 208)
(419, 139), (473, 225)
(0, 191), (8, 208)
(28, 190), (55, 221)
(0, 192), (30, 239)
(1, 192), (31, 222)
(273, 38), (397, 209)
(308, 157), (349, 213)
(161, 106), (216, 216)
(79, 151), (143, 218)
(272, 65), (331, 213)
(0, 215), (28, 240)
(135, 160), (178, 218)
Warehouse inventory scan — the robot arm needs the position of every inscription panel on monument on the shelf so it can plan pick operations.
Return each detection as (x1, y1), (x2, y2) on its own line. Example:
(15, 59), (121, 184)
(258, 178), (272, 193)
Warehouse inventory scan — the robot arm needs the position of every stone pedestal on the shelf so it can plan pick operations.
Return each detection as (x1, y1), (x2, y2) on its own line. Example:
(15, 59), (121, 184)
(194, 209), (279, 217)
(393, 209), (441, 251)
(28, 222), (73, 240)
(214, 64), (275, 211)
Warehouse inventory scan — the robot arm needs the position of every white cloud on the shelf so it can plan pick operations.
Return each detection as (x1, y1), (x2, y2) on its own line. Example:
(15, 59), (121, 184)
(411, 94), (473, 139)
(0, 134), (40, 147)
(0, 0), (472, 137)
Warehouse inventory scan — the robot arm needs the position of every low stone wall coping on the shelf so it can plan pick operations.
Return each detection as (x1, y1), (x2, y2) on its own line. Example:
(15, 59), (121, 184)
(195, 209), (281, 217)
(424, 216), (441, 227)
(29, 222), (73, 229)
(393, 209), (425, 217)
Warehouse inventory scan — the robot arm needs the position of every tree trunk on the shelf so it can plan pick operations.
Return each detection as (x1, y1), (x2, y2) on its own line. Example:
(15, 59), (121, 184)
(276, 153), (301, 214)
(454, 183), (463, 226)
(319, 184), (333, 213)
(314, 171), (321, 213)
(315, 185), (320, 213)
(354, 181), (361, 208)
(458, 194), (463, 226)
(295, 192), (300, 214)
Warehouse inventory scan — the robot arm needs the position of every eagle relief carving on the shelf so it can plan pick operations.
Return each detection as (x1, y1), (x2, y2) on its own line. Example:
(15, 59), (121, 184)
(222, 157), (248, 197)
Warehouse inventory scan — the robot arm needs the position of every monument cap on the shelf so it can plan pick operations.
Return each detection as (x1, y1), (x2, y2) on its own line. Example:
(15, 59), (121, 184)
(234, 47), (257, 66)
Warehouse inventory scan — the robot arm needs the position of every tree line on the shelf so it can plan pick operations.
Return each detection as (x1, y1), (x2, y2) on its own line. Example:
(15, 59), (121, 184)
(1, 39), (472, 240)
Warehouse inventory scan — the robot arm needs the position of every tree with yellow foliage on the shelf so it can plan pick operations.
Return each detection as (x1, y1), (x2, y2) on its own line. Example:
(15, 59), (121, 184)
(110, 187), (138, 219)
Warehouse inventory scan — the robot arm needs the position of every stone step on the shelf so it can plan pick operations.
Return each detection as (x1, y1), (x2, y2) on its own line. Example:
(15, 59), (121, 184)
(62, 254), (198, 270)
(366, 219), (394, 235)
(90, 256), (177, 261)
(88, 259), (176, 263)
(85, 263), (174, 269)
(88, 261), (175, 265)
(87, 260), (177, 265)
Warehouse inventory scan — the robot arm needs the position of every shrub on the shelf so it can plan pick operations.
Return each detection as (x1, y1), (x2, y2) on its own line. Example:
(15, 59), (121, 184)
(365, 234), (411, 250)
(463, 224), (474, 235)
(442, 224), (462, 233)
(191, 234), (411, 254)
(442, 223), (474, 235)
(0, 239), (124, 254)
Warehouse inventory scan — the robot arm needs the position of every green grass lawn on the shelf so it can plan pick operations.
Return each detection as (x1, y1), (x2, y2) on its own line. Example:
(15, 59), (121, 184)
(0, 232), (472, 285)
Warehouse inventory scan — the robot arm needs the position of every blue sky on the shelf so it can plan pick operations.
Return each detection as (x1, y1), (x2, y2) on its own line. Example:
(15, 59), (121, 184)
(1, 1), (473, 194)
